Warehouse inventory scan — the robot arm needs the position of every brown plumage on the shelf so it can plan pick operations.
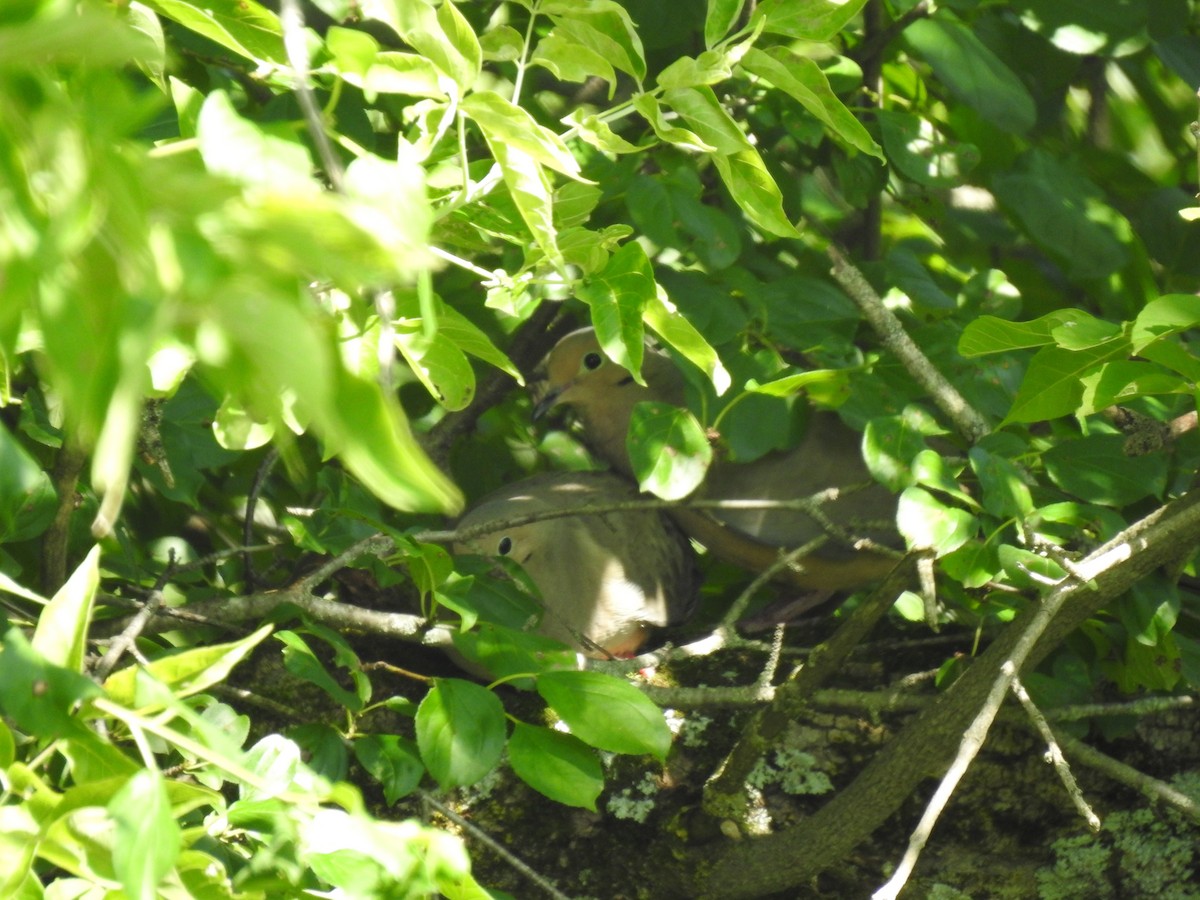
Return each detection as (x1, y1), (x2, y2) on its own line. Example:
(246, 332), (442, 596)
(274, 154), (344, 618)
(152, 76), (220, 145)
(531, 328), (901, 591)
(454, 470), (698, 657)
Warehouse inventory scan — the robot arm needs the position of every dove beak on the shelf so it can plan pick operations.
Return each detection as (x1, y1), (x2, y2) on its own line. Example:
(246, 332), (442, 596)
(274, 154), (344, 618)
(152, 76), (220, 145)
(532, 385), (562, 420)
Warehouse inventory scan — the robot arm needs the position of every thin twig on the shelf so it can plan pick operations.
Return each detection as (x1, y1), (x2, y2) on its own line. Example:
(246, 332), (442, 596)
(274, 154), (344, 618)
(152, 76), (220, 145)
(829, 246), (991, 444)
(279, 0), (344, 190)
(1057, 732), (1200, 827)
(1011, 675), (1101, 831)
(94, 552), (176, 681)
(420, 791), (575, 900)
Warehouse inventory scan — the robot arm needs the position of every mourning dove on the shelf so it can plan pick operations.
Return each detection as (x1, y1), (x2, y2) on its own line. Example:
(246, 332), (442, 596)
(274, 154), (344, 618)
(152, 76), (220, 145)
(531, 328), (901, 592)
(454, 471), (698, 657)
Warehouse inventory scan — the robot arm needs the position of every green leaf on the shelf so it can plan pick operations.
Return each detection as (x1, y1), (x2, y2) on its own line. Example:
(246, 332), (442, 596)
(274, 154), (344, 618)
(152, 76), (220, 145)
(1043, 434), (1167, 507)
(462, 91), (583, 180)
(1130, 294), (1200, 352)
(745, 369), (849, 398)
(968, 447), (1033, 520)
(537, 670), (670, 759)
(0, 422), (56, 542)
(451, 624), (579, 684)
(197, 90), (316, 192)
(632, 94), (717, 153)
(0, 628), (102, 739)
(577, 242), (656, 379)
(896, 487), (975, 555)
(403, 292), (522, 383)
(662, 85), (752, 155)
(912, 449), (978, 509)
(365, 0), (480, 92)
(489, 141), (563, 270)
(395, 326), (475, 411)
(1049, 316), (1123, 350)
(877, 109), (978, 186)
(705, 0), (747, 46)
(863, 410), (939, 493)
(958, 310), (1095, 357)
(628, 401), (713, 501)
(276, 630), (368, 712)
(1078, 361), (1188, 414)
(1015, 0), (1149, 57)
(240, 735), (304, 800)
(416, 678), (507, 788)
(324, 367), (464, 514)
(541, 0), (646, 82)
(109, 770), (181, 900)
(562, 109), (647, 154)
(509, 723), (604, 810)
(740, 47), (882, 159)
(140, 0), (284, 64)
(1002, 340), (1130, 425)
(644, 293), (732, 395)
(104, 624), (273, 707)
(998, 544), (1067, 590)
(531, 30), (616, 90)
(656, 50), (733, 90)
(751, 0), (870, 41)
(700, 0), (739, 45)
(32, 544), (100, 671)
(713, 150), (802, 239)
(903, 16), (1036, 134)
(994, 155), (1130, 280)
(354, 735), (425, 804)
(940, 539), (1001, 589)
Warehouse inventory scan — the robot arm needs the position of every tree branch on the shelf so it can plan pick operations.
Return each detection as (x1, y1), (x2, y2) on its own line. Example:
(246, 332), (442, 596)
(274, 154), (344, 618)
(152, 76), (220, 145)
(828, 246), (991, 444)
(691, 487), (1200, 899)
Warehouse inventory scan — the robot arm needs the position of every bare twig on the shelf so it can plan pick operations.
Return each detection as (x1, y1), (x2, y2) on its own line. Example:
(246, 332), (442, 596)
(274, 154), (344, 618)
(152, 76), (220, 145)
(828, 246), (991, 444)
(40, 439), (87, 595)
(420, 791), (575, 900)
(1011, 675), (1101, 831)
(243, 447), (280, 592)
(1057, 732), (1200, 827)
(279, 0), (344, 190)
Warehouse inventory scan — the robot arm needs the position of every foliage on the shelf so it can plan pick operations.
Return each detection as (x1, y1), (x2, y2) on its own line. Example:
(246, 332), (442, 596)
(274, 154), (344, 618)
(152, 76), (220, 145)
(2, 0), (1200, 896)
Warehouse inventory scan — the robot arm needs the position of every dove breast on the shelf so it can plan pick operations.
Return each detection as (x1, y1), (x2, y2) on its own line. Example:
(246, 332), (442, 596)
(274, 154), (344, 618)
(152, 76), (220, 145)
(454, 471), (698, 657)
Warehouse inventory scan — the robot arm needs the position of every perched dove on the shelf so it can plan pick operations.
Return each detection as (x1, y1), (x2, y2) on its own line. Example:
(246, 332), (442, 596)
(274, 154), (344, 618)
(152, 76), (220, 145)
(454, 471), (698, 657)
(531, 328), (901, 592)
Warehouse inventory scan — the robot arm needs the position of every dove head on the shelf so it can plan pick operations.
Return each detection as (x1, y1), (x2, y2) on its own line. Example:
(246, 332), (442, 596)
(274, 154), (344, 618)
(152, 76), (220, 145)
(531, 327), (685, 474)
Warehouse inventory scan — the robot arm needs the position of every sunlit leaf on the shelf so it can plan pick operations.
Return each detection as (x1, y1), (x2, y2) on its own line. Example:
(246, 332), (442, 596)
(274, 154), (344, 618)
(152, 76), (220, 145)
(537, 670), (670, 759)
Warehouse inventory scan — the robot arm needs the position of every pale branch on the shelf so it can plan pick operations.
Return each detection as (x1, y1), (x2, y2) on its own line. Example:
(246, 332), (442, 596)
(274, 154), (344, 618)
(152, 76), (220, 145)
(1056, 732), (1200, 827)
(828, 246), (991, 444)
(1011, 674), (1101, 832)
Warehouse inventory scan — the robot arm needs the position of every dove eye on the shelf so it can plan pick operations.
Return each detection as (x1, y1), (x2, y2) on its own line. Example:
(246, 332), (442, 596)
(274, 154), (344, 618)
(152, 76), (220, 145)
(582, 352), (603, 371)
(497, 536), (513, 556)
